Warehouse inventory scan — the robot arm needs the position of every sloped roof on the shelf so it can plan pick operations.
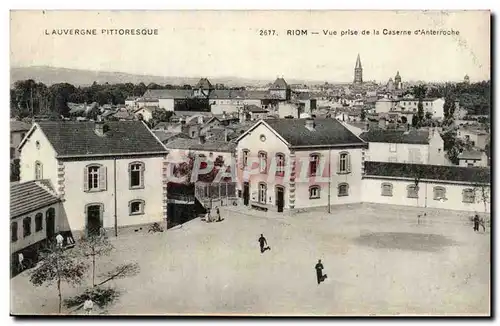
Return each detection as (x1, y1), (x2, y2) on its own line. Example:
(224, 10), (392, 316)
(34, 121), (167, 157)
(11, 120), (32, 132)
(209, 90), (246, 99)
(244, 90), (270, 99)
(458, 150), (486, 160)
(364, 161), (490, 184)
(11, 180), (60, 218)
(245, 104), (268, 113)
(359, 130), (430, 145)
(262, 118), (366, 148)
(165, 138), (236, 152)
(142, 89), (192, 100)
(270, 78), (289, 90)
(153, 131), (190, 143)
(196, 78), (213, 90)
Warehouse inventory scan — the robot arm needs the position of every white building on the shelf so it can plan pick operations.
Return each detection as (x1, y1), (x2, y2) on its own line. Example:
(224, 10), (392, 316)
(18, 120), (168, 237)
(359, 128), (446, 165)
(458, 150), (489, 167)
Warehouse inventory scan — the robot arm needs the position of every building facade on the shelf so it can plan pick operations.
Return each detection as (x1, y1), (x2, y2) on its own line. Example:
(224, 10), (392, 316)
(18, 120), (168, 237)
(236, 118), (368, 214)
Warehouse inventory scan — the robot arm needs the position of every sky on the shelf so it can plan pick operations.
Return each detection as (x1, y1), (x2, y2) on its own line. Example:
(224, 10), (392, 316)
(10, 10), (491, 83)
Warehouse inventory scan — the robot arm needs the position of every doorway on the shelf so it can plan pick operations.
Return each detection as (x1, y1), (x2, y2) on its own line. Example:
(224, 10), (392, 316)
(243, 182), (250, 206)
(86, 204), (103, 237)
(276, 186), (284, 213)
(45, 208), (55, 239)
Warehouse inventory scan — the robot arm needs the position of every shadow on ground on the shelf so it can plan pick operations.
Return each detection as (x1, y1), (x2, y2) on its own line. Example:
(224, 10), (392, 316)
(355, 232), (458, 252)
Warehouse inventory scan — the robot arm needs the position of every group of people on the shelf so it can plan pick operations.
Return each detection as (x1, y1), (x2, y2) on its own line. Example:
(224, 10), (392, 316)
(258, 234), (327, 285)
(205, 207), (223, 223)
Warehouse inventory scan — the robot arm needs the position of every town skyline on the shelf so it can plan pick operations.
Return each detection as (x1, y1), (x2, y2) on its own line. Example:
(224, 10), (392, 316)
(11, 11), (490, 83)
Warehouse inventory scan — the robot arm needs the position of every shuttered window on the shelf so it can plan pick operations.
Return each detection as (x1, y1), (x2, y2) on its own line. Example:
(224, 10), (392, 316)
(84, 164), (107, 192)
(407, 185), (419, 198)
(11, 222), (18, 243)
(433, 186), (446, 200)
(35, 213), (43, 232)
(381, 183), (393, 196)
(338, 183), (349, 197)
(462, 189), (475, 203)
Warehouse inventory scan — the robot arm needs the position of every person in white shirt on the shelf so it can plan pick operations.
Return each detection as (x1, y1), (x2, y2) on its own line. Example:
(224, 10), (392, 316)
(18, 253), (24, 272)
(83, 298), (94, 315)
(56, 233), (64, 248)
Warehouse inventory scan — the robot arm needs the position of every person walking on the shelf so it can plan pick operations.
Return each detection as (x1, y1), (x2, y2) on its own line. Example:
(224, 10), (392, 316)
(315, 259), (327, 285)
(216, 207), (222, 222)
(473, 214), (480, 232)
(258, 234), (270, 253)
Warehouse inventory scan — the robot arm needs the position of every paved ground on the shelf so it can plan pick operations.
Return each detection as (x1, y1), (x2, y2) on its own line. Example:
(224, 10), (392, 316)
(11, 204), (490, 316)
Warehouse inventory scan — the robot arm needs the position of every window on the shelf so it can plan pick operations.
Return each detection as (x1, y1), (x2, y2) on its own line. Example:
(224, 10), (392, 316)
(11, 222), (17, 243)
(258, 183), (267, 204)
(34, 161), (43, 180)
(462, 189), (475, 203)
(276, 154), (285, 176)
(407, 185), (419, 198)
(35, 213), (43, 232)
(467, 163), (474, 167)
(381, 183), (393, 196)
(338, 152), (351, 174)
(389, 143), (397, 152)
(129, 200), (145, 215)
(338, 183), (349, 197)
(84, 164), (106, 192)
(309, 154), (320, 176)
(433, 186), (446, 200)
(259, 152), (267, 174)
(129, 162), (145, 189)
(242, 149), (249, 167)
(23, 216), (31, 237)
(309, 186), (321, 199)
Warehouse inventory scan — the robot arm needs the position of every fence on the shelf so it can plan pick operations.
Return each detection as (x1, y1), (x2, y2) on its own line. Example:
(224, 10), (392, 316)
(195, 182), (238, 208)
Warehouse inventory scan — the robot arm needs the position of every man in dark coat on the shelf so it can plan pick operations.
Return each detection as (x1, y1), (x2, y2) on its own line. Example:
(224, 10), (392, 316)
(473, 214), (480, 232)
(258, 234), (270, 253)
(315, 259), (326, 284)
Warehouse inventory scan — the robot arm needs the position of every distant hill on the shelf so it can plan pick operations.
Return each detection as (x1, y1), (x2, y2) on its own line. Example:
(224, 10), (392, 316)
(10, 66), (326, 88)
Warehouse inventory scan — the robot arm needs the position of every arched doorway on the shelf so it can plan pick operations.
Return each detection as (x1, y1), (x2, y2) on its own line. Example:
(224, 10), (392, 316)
(275, 186), (285, 213)
(45, 207), (56, 240)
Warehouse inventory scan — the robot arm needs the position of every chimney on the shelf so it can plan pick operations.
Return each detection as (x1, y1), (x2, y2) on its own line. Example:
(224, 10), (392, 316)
(224, 128), (228, 142)
(305, 118), (315, 131)
(94, 117), (108, 137)
(199, 135), (206, 144)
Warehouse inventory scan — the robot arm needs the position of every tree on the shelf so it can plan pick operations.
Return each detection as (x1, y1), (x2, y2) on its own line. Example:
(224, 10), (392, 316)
(29, 245), (88, 313)
(424, 112), (433, 120)
(417, 101), (424, 126)
(443, 95), (456, 120)
(471, 168), (491, 215)
(77, 234), (114, 288)
(360, 109), (366, 121)
(441, 129), (474, 165)
(411, 114), (419, 128)
(10, 159), (20, 182)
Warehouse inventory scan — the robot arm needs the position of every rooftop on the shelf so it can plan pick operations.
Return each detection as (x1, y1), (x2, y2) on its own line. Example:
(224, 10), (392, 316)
(359, 129), (431, 145)
(31, 121), (167, 158)
(260, 118), (366, 148)
(269, 78), (289, 90)
(458, 150), (486, 160)
(364, 161), (490, 184)
(11, 120), (32, 133)
(11, 180), (60, 218)
(165, 137), (236, 152)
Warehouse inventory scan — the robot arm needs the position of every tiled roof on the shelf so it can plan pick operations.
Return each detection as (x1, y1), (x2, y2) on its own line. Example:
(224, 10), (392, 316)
(364, 161), (490, 184)
(359, 130), (430, 145)
(244, 90), (269, 99)
(209, 90), (246, 99)
(165, 138), (236, 152)
(196, 78), (213, 90)
(153, 131), (190, 143)
(35, 121), (167, 157)
(11, 121), (32, 132)
(10, 180), (61, 218)
(142, 89), (192, 100)
(245, 105), (267, 113)
(270, 78), (289, 90)
(263, 118), (366, 148)
(458, 150), (485, 160)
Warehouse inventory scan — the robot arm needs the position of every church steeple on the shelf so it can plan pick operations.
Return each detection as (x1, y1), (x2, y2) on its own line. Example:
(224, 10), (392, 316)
(355, 54), (362, 69)
(354, 54), (363, 85)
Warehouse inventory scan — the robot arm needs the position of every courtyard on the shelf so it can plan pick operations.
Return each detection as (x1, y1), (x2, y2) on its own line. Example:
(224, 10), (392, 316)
(11, 203), (490, 316)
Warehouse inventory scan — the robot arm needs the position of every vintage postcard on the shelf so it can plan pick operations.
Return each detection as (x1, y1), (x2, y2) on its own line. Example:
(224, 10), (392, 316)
(9, 10), (491, 316)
